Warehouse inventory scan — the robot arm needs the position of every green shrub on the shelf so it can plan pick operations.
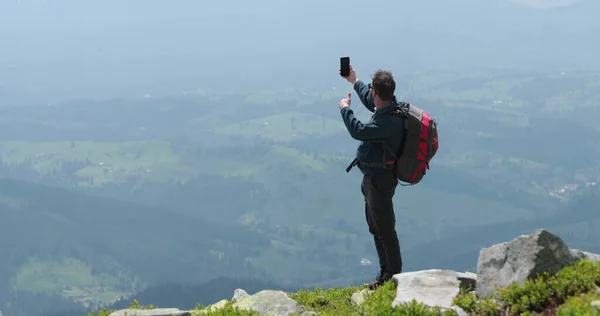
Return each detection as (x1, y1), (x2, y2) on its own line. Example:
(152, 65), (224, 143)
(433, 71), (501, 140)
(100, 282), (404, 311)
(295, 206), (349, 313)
(557, 292), (600, 316)
(192, 301), (261, 316)
(454, 259), (600, 316)
(289, 285), (362, 315)
(127, 299), (156, 310)
(452, 291), (501, 316)
(297, 280), (457, 315)
(88, 308), (113, 316)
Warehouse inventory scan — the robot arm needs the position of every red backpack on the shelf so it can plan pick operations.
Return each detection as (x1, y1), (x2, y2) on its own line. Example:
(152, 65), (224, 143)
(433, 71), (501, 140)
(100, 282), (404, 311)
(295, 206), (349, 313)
(387, 101), (439, 185)
(345, 101), (439, 185)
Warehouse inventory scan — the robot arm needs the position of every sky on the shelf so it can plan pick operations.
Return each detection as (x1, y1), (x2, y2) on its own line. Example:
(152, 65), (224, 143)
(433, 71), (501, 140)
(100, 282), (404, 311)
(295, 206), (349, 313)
(0, 0), (598, 105)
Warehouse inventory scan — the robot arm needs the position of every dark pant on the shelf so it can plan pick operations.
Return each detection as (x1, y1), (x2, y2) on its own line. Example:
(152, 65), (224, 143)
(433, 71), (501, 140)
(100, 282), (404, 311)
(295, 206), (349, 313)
(361, 172), (402, 278)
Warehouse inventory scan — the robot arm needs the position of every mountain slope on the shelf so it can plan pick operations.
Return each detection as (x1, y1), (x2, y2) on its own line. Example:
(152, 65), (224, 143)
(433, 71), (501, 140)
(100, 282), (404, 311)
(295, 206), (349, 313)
(0, 177), (271, 315)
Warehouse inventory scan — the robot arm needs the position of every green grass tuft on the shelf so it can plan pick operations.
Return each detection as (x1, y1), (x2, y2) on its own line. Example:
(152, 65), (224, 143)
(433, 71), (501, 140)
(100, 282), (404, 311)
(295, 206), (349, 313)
(289, 281), (457, 315)
(557, 292), (600, 315)
(289, 285), (363, 315)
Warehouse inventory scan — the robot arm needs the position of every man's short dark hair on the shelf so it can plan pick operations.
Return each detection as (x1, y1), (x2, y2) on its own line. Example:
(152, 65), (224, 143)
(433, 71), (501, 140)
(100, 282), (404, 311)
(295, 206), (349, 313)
(371, 70), (396, 102)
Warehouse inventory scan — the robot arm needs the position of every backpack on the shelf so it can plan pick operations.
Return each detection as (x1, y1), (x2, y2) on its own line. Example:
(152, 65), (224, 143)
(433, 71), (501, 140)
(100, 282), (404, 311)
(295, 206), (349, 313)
(345, 101), (439, 186)
(385, 101), (439, 185)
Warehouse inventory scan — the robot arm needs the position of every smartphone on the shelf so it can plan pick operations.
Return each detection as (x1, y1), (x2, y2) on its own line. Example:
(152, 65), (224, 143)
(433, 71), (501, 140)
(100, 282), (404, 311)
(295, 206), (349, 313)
(340, 57), (350, 77)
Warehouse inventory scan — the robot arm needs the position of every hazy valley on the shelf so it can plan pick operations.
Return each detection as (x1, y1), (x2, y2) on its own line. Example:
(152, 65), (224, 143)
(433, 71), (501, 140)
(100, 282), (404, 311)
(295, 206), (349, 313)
(1, 69), (600, 315)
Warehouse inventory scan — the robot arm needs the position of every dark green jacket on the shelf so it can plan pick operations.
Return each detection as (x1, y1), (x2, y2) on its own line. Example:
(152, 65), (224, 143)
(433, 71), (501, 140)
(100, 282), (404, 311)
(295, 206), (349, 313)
(339, 80), (405, 176)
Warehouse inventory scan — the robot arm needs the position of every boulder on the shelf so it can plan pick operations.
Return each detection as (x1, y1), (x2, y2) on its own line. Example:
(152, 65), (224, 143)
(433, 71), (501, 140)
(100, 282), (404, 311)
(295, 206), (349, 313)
(108, 308), (191, 316)
(571, 249), (600, 263)
(233, 289), (306, 316)
(232, 288), (250, 301)
(390, 269), (471, 314)
(476, 229), (575, 298)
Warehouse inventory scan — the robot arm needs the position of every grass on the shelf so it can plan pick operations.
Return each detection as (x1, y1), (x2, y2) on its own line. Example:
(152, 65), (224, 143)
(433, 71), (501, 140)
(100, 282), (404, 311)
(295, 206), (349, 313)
(557, 292), (600, 315)
(13, 257), (130, 307)
(0, 139), (349, 185)
(0, 140), (191, 186)
(453, 259), (600, 316)
(90, 281), (457, 316)
(87, 259), (600, 315)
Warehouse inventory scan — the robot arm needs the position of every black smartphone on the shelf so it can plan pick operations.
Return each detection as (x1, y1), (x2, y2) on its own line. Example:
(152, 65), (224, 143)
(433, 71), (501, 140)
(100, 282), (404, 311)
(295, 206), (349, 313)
(340, 57), (350, 77)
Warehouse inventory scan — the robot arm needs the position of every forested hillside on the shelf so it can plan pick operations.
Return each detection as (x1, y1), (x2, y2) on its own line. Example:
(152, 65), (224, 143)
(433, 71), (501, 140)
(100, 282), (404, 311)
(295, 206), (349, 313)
(1, 69), (600, 315)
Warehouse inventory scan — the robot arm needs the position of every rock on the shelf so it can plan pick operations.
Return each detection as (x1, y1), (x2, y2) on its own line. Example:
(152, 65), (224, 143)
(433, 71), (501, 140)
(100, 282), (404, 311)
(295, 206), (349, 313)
(570, 249), (600, 263)
(233, 290), (305, 316)
(450, 306), (469, 316)
(455, 271), (477, 292)
(208, 299), (228, 311)
(476, 229), (575, 298)
(109, 308), (191, 316)
(351, 289), (372, 306)
(591, 300), (600, 311)
(233, 288), (250, 301)
(390, 269), (466, 310)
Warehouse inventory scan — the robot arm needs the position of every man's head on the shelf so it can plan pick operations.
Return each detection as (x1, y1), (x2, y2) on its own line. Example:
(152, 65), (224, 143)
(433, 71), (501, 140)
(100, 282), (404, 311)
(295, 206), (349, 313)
(370, 69), (396, 108)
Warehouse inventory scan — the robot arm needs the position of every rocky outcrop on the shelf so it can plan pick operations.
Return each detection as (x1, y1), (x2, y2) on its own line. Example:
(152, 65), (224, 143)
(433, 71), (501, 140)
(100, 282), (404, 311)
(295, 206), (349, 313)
(476, 229), (576, 298)
(571, 248), (600, 263)
(231, 290), (307, 316)
(106, 229), (599, 316)
(391, 269), (473, 315)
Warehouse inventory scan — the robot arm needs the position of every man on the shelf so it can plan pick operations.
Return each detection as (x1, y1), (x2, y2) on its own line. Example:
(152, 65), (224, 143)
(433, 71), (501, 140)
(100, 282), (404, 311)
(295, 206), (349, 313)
(338, 64), (405, 289)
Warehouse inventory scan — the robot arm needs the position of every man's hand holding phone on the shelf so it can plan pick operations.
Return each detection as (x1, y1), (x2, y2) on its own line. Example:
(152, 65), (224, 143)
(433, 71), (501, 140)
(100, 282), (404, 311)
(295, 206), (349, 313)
(340, 65), (357, 85)
(340, 57), (358, 84)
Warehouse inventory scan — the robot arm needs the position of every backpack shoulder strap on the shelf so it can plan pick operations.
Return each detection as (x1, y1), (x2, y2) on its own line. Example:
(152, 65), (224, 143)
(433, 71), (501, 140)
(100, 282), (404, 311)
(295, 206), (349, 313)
(381, 101), (410, 160)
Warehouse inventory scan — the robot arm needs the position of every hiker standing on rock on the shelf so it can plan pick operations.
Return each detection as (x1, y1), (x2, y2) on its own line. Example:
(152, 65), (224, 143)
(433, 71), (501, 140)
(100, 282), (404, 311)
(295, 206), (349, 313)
(338, 64), (405, 289)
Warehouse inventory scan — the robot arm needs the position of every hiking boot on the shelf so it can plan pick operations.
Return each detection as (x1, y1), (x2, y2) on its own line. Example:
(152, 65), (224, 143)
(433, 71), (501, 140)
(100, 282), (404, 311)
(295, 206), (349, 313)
(367, 273), (392, 290)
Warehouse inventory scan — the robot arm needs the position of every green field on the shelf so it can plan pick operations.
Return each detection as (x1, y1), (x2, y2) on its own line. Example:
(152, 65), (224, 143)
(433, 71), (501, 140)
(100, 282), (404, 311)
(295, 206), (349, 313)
(212, 112), (346, 141)
(13, 257), (131, 308)
(0, 141), (191, 186)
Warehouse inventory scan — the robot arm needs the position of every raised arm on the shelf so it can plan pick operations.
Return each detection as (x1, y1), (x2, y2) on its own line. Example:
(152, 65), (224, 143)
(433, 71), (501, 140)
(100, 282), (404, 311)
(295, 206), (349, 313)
(339, 107), (395, 141)
(353, 79), (376, 113)
(340, 64), (376, 112)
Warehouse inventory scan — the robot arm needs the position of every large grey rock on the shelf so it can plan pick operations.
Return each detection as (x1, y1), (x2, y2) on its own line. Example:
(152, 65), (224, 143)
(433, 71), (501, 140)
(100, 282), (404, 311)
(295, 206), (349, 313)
(109, 308), (191, 316)
(233, 288), (250, 301)
(233, 290), (305, 316)
(476, 229), (575, 298)
(208, 300), (228, 311)
(390, 269), (467, 311)
(571, 249), (600, 263)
